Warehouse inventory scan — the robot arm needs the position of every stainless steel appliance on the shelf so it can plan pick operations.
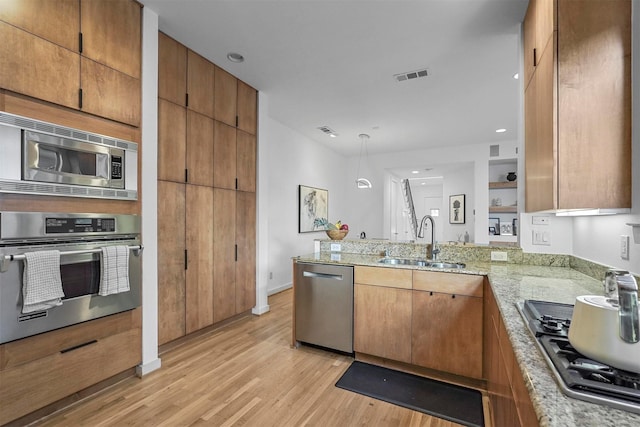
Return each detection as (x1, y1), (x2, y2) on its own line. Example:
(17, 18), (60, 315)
(517, 300), (640, 415)
(294, 262), (354, 353)
(0, 212), (143, 344)
(0, 112), (138, 200)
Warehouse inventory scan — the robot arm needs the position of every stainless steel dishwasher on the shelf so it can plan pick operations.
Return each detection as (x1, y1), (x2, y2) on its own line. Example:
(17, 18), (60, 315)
(294, 262), (354, 353)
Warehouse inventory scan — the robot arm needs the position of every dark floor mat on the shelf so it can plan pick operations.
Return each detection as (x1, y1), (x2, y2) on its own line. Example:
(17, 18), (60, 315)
(335, 361), (483, 427)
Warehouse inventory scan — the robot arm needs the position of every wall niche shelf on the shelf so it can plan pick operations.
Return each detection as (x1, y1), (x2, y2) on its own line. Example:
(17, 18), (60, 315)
(489, 181), (517, 189)
(489, 206), (518, 214)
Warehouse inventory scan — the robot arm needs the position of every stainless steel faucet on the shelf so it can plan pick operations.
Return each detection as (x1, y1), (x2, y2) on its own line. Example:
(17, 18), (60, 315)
(418, 215), (439, 260)
(615, 272), (639, 344)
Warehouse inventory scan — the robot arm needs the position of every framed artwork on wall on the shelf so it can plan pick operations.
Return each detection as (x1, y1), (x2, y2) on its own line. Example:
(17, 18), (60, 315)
(449, 194), (465, 224)
(489, 217), (500, 235)
(298, 185), (328, 233)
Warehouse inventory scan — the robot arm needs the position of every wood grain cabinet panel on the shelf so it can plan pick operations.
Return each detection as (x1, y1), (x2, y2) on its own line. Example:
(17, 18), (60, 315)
(0, 325), (141, 425)
(524, 0), (631, 212)
(80, 57), (141, 126)
(214, 65), (237, 127)
(187, 50), (215, 118)
(213, 188), (237, 323)
(412, 291), (483, 378)
(354, 266), (412, 289)
(0, 21), (79, 110)
(354, 283), (412, 363)
(185, 185), (214, 334)
(158, 31), (187, 105)
(157, 180), (186, 345)
(213, 120), (237, 190)
(186, 110), (214, 187)
(158, 98), (187, 183)
(236, 131), (256, 193)
(80, 0), (141, 79)
(237, 80), (257, 135)
(236, 191), (256, 313)
(0, 0), (79, 51)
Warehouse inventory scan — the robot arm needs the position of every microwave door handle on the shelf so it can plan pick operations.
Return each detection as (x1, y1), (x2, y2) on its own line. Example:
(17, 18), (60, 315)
(0, 244), (144, 273)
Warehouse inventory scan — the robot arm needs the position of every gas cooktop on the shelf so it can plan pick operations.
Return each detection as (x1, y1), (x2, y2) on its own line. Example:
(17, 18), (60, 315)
(518, 299), (640, 415)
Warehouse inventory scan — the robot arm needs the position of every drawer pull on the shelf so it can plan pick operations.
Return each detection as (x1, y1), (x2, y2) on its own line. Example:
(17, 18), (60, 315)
(60, 339), (98, 354)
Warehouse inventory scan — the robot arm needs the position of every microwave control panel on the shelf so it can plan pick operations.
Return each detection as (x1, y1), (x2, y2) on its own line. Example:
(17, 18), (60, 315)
(45, 217), (116, 234)
(111, 155), (123, 180)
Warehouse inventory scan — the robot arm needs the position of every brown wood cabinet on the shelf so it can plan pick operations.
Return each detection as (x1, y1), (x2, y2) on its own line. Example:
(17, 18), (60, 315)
(0, 309), (141, 425)
(0, 0), (142, 126)
(524, 0), (631, 212)
(185, 185), (214, 334)
(353, 267), (484, 379)
(0, 21), (80, 110)
(80, 0), (141, 79)
(483, 284), (539, 427)
(523, 0), (555, 88)
(157, 32), (257, 344)
(354, 282), (412, 363)
(157, 181), (187, 345)
(411, 271), (483, 379)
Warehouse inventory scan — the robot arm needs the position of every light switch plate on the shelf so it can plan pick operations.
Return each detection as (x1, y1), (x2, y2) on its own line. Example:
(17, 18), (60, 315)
(620, 235), (629, 260)
(491, 251), (508, 261)
(533, 230), (551, 246)
(330, 243), (341, 252)
(532, 216), (550, 225)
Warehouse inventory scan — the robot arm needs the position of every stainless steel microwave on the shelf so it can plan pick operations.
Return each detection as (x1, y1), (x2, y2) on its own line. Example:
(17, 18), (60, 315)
(0, 112), (138, 200)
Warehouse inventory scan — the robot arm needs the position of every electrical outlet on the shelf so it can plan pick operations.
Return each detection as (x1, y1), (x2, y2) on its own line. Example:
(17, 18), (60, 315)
(330, 243), (341, 252)
(532, 216), (550, 225)
(621, 235), (629, 260)
(491, 251), (508, 261)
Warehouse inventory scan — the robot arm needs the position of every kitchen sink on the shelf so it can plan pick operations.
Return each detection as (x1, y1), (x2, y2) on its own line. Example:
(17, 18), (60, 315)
(378, 258), (465, 269)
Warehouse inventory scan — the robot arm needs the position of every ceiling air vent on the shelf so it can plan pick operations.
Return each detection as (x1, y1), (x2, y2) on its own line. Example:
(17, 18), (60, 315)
(489, 144), (500, 157)
(317, 126), (338, 137)
(394, 68), (429, 82)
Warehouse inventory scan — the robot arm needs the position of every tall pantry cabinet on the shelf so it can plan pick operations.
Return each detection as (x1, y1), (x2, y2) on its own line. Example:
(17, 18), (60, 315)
(157, 32), (257, 346)
(523, 0), (631, 212)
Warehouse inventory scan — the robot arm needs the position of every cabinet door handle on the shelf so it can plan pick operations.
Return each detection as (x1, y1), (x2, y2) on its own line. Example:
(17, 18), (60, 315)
(533, 48), (537, 67)
(79, 32), (83, 53)
(452, 294), (456, 299)
(184, 249), (188, 270)
(60, 339), (97, 354)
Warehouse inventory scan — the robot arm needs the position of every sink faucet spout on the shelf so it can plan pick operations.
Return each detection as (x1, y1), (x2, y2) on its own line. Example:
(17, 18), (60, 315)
(418, 215), (438, 260)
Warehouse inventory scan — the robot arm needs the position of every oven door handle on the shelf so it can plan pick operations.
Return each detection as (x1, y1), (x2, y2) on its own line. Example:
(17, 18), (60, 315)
(0, 244), (143, 273)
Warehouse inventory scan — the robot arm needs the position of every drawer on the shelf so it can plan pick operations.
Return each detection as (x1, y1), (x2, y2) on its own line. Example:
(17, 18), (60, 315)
(355, 266), (412, 289)
(413, 271), (483, 297)
(0, 326), (141, 424)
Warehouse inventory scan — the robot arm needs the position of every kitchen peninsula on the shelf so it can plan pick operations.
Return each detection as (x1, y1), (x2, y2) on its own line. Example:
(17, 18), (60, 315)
(293, 240), (640, 427)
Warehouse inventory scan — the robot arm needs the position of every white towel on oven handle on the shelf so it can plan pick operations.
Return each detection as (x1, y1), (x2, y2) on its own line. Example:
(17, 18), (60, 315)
(99, 246), (130, 296)
(22, 250), (64, 314)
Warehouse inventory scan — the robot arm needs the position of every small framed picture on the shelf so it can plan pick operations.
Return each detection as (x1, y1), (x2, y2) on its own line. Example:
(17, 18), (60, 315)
(489, 226), (497, 235)
(488, 217), (500, 235)
(500, 223), (513, 236)
(449, 194), (465, 224)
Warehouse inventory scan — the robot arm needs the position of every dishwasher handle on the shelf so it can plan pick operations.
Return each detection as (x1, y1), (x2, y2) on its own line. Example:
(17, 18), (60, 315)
(302, 271), (343, 280)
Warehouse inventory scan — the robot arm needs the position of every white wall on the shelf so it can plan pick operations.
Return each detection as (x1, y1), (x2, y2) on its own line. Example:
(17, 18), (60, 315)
(261, 99), (350, 295)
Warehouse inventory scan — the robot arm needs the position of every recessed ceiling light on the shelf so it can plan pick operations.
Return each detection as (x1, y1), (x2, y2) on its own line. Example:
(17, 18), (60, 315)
(227, 52), (244, 63)
(496, 128), (507, 133)
(513, 73), (519, 79)
(411, 170), (420, 174)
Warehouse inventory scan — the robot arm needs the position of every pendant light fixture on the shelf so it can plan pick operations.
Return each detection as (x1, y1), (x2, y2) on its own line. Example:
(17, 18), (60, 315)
(355, 133), (372, 189)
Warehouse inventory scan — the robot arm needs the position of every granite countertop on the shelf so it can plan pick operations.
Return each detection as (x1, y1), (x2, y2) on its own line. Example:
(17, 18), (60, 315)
(294, 252), (640, 427)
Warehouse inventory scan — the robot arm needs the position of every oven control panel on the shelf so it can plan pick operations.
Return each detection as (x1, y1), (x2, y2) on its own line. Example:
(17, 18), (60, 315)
(45, 217), (116, 234)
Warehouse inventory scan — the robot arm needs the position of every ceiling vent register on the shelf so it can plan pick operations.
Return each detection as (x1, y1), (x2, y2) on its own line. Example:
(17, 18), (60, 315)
(317, 126), (338, 137)
(394, 68), (429, 82)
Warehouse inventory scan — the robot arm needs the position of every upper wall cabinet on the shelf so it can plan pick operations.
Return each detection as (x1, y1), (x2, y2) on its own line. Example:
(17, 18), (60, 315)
(0, 0), (142, 127)
(524, 0), (631, 212)
(0, 0), (79, 51)
(80, 0), (141, 79)
(522, 0), (555, 89)
(215, 66), (258, 135)
(158, 32), (187, 106)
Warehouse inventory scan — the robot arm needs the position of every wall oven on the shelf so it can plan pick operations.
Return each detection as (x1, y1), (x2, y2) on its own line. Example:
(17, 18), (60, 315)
(0, 212), (142, 344)
(0, 112), (138, 200)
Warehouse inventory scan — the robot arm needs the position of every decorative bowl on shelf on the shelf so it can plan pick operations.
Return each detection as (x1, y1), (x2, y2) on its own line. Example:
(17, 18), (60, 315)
(326, 229), (349, 240)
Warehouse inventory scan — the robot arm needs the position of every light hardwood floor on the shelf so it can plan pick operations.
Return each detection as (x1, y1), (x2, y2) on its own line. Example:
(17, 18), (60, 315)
(33, 290), (465, 426)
